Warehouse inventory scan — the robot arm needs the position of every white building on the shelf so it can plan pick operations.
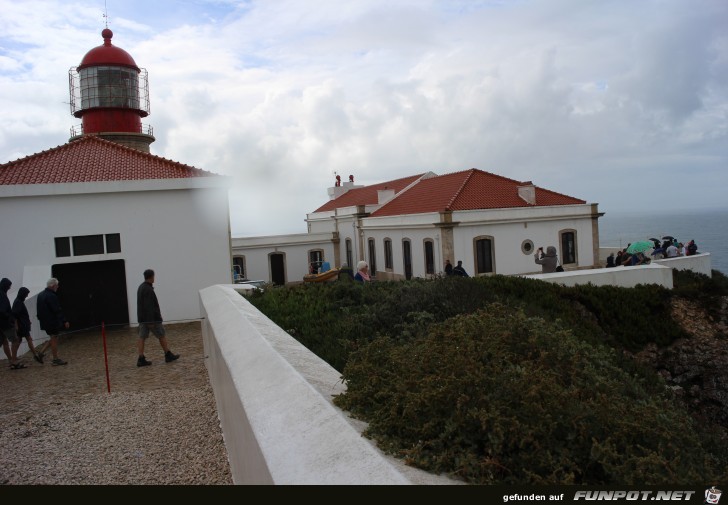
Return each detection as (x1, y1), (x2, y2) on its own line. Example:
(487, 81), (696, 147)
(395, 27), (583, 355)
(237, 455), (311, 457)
(0, 29), (232, 333)
(232, 169), (602, 283)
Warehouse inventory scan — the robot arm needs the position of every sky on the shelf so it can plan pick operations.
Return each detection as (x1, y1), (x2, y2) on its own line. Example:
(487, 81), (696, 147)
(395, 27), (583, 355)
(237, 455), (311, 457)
(1, 0), (727, 237)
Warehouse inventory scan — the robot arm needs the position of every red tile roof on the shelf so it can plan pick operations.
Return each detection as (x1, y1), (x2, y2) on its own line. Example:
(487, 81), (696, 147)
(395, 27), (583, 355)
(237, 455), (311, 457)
(365, 168), (586, 217)
(313, 174), (424, 212)
(0, 135), (219, 185)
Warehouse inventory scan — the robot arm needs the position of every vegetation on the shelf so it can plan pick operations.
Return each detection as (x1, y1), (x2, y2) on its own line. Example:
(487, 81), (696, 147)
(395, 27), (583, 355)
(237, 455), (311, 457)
(247, 270), (728, 484)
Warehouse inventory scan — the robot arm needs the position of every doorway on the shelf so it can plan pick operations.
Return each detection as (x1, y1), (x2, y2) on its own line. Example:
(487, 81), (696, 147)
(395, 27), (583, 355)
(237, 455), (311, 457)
(52, 259), (129, 331)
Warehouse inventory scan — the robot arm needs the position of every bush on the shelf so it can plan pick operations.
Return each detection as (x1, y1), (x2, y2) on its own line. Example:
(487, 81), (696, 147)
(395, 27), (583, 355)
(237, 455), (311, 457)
(334, 304), (726, 484)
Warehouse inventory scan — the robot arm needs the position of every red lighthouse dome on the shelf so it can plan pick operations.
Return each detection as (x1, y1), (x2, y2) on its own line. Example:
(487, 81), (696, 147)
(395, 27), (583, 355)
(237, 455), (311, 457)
(68, 29), (155, 152)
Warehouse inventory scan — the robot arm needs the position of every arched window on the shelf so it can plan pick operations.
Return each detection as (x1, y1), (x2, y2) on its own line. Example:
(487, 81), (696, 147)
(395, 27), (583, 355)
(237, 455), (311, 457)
(367, 238), (377, 275)
(384, 238), (393, 270)
(560, 230), (577, 265)
(345, 238), (353, 269)
(308, 249), (324, 274)
(474, 236), (495, 274)
(402, 239), (412, 280)
(424, 239), (435, 275)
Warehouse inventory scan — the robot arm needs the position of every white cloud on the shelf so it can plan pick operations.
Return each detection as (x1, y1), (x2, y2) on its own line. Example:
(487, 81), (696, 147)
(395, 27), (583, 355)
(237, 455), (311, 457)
(1, 0), (727, 236)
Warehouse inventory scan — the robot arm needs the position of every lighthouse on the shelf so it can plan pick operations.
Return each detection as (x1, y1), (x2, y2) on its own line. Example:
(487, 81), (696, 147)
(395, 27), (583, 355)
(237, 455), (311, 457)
(68, 28), (155, 152)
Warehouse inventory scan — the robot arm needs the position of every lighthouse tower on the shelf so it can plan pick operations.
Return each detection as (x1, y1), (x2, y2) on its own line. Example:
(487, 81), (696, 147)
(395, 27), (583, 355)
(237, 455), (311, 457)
(68, 28), (155, 152)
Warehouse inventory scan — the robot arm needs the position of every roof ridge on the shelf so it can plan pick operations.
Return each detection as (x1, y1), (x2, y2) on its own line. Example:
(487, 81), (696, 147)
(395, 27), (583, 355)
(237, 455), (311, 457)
(445, 168), (476, 211)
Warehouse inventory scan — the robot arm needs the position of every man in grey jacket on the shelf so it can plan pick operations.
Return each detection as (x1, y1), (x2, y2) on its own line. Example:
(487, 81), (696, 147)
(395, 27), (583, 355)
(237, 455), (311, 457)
(535, 246), (558, 273)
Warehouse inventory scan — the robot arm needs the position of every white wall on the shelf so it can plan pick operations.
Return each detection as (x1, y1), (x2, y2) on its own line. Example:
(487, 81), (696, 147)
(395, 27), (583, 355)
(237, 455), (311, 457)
(524, 263), (674, 289)
(199, 284), (460, 484)
(358, 206), (597, 279)
(0, 185), (231, 325)
(231, 232), (337, 284)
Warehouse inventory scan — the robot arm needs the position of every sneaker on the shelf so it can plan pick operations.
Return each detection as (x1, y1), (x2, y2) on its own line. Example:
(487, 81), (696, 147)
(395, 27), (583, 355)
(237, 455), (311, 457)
(137, 356), (152, 367)
(34, 352), (44, 364)
(164, 350), (180, 363)
(52, 358), (67, 366)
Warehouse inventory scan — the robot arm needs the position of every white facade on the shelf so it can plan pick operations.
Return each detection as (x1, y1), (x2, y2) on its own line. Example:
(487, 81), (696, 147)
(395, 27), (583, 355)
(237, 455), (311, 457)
(0, 177), (232, 325)
(232, 203), (600, 285)
(231, 232), (338, 285)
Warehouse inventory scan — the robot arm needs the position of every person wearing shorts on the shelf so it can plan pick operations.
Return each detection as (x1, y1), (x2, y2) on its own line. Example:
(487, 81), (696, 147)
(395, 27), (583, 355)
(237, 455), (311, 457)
(1, 277), (24, 369)
(36, 278), (69, 366)
(13, 286), (44, 364)
(136, 269), (179, 367)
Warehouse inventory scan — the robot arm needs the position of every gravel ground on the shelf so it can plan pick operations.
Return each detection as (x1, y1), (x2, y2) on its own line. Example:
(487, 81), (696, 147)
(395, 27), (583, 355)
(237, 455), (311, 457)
(0, 322), (233, 485)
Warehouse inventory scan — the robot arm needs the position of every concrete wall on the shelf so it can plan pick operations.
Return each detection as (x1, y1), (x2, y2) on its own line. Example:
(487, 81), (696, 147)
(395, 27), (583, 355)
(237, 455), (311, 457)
(598, 248), (712, 277)
(524, 263), (674, 289)
(199, 284), (459, 485)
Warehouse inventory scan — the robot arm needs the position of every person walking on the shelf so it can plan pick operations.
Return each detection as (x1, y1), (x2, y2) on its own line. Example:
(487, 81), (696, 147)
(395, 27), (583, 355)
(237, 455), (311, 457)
(1, 277), (25, 369)
(12, 286), (43, 364)
(452, 260), (469, 277)
(36, 278), (69, 366)
(136, 269), (179, 367)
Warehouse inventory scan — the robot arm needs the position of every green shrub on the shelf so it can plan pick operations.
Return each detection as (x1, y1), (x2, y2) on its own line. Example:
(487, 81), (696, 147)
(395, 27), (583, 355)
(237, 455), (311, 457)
(334, 304), (726, 484)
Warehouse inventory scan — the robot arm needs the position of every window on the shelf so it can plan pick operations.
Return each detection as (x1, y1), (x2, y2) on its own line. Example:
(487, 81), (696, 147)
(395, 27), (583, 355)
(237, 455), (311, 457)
(560, 230), (577, 264)
(521, 240), (534, 255)
(367, 238), (377, 275)
(55, 237), (71, 257)
(424, 239), (435, 275)
(79, 66), (141, 109)
(345, 239), (353, 269)
(475, 236), (495, 274)
(106, 233), (121, 253)
(384, 239), (393, 269)
(55, 233), (121, 257)
(72, 235), (104, 256)
(402, 239), (412, 280)
(308, 249), (324, 273)
(232, 256), (245, 280)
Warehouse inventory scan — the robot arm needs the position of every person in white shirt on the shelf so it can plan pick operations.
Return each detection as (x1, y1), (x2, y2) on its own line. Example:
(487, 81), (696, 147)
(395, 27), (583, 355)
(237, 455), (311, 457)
(665, 244), (679, 257)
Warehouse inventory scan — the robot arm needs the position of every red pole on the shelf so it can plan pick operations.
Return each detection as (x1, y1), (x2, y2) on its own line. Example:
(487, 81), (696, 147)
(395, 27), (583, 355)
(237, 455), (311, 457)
(102, 321), (111, 393)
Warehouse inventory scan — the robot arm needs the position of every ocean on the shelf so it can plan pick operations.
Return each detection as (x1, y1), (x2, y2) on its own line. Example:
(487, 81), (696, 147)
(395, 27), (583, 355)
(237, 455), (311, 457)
(598, 206), (728, 276)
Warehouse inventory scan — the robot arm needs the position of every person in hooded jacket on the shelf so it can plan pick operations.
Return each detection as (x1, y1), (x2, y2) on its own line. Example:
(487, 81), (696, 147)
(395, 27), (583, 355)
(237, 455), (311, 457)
(534, 246), (558, 273)
(36, 277), (69, 366)
(12, 286), (44, 364)
(1, 277), (23, 368)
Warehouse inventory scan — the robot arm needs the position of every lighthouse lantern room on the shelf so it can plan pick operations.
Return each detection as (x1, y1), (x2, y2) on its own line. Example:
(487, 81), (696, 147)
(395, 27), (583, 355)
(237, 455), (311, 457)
(68, 28), (155, 152)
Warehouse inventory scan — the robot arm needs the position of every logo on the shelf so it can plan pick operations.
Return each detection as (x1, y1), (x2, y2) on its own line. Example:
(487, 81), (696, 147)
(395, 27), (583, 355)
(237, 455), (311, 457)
(706, 488), (722, 505)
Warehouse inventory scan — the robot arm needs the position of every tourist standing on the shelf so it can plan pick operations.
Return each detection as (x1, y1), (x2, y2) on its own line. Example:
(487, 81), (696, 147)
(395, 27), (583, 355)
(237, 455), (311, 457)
(13, 286), (43, 364)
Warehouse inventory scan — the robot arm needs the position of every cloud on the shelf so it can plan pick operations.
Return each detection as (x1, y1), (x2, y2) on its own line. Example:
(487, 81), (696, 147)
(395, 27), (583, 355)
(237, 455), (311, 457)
(2, 0), (727, 236)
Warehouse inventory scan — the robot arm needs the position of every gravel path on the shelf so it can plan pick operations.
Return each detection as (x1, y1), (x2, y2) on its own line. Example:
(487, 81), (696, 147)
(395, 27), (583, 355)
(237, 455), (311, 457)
(0, 322), (233, 485)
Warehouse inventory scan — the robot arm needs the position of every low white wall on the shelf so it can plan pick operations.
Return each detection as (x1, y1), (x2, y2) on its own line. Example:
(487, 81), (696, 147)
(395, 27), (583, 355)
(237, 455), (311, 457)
(653, 253), (712, 276)
(199, 284), (458, 485)
(524, 263), (674, 289)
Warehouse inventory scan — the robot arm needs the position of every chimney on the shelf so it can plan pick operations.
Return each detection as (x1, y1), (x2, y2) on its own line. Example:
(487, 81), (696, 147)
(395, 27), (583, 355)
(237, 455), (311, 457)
(518, 182), (536, 205)
(377, 187), (395, 205)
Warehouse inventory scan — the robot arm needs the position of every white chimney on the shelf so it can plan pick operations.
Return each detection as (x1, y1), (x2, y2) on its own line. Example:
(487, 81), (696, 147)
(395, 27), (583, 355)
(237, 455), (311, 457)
(518, 182), (536, 205)
(377, 188), (395, 204)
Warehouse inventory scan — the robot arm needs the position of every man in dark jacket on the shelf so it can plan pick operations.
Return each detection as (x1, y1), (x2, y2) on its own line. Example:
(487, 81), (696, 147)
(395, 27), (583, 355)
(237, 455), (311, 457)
(1, 277), (23, 368)
(452, 260), (469, 277)
(136, 269), (179, 367)
(36, 277), (69, 366)
(13, 286), (44, 364)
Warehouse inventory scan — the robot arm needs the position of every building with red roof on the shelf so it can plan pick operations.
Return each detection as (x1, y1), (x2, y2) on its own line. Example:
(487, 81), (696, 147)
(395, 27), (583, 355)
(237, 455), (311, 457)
(0, 30), (232, 336)
(232, 167), (601, 282)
